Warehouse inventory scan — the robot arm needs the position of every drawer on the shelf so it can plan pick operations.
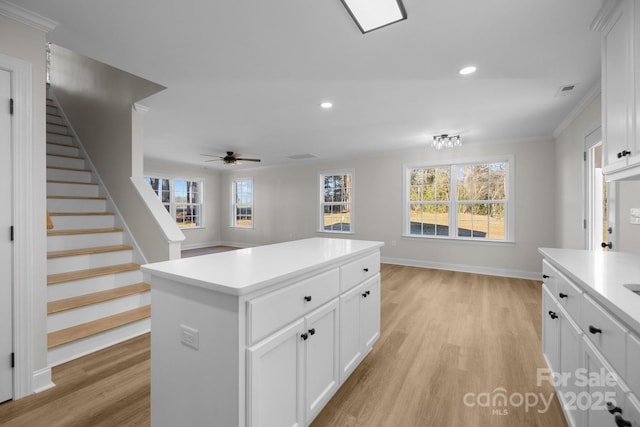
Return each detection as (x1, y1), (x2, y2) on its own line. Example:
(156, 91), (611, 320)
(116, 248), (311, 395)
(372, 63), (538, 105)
(248, 268), (339, 345)
(542, 259), (558, 296)
(582, 293), (628, 378)
(340, 251), (380, 293)
(556, 271), (582, 323)
(628, 333), (640, 397)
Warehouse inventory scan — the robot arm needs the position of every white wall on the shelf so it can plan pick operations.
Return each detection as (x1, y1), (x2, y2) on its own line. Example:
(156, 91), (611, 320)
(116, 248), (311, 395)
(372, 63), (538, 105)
(0, 14), (48, 390)
(144, 159), (222, 249)
(220, 138), (557, 278)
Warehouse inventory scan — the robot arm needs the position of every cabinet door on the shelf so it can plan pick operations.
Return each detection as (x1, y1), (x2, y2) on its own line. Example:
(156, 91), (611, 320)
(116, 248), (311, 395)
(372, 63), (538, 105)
(582, 338), (628, 427)
(248, 318), (305, 427)
(602, 0), (634, 173)
(542, 286), (560, 375)
(361, 274), (380, 350)
(305, 299), (339, 424)
(558, 309), (583, 427)
(339, 282), (364, 382)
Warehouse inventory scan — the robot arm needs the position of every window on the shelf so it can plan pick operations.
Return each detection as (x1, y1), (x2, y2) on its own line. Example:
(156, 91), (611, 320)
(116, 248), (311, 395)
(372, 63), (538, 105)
(319, 170), (353, 233)
(404, 158), (512, 241)
(232, 178), (253, 228)
(145, 176), (203, 228)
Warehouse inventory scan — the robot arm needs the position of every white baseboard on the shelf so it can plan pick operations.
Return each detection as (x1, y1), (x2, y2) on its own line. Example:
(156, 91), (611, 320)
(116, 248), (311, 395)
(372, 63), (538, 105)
(381, 256), (541, 280)
(32, 367), (55, 393)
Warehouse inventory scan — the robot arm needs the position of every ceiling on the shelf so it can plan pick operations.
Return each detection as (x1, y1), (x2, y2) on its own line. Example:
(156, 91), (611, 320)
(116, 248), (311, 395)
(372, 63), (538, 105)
(13, 0), (604, 170)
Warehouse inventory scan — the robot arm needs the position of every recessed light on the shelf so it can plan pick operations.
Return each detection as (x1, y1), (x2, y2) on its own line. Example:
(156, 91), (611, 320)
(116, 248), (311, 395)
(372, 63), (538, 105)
(320, 101), (333, 109)
(459, 66), (477, 75)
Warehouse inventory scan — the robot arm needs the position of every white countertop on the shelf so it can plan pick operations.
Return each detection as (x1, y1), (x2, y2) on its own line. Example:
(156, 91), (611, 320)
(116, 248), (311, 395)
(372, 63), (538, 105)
(141, 237), (384, 296)
(539, 247), (640, 334)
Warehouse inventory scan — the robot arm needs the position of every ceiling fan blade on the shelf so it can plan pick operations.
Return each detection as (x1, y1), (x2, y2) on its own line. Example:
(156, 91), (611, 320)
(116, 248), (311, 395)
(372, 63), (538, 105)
(235, 158), (261, 162)
(200, 154), (222, 158)
(204, 158), (223, 162)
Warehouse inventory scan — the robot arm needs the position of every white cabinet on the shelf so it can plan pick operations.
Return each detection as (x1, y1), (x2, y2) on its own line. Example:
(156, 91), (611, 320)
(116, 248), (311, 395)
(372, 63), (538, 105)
(339, 274), (380, 382)
(542, 286), (560, 374)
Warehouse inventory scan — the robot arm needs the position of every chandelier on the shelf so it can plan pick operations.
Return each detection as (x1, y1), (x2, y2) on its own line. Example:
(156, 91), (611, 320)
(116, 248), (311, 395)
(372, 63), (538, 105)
(432, 134), (462, 150)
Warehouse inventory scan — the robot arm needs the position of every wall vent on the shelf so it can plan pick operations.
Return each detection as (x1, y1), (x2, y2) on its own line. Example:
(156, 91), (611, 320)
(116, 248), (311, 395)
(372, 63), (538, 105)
(556, 84), (578, 97)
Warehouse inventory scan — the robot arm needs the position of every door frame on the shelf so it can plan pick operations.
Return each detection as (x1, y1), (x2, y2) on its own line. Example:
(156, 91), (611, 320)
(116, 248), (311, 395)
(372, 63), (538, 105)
(0, 52), (36, 399)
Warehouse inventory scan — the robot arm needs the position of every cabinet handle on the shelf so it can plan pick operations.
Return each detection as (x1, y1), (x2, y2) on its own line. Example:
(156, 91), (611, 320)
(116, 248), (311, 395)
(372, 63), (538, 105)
(308, 328), (316, 336)
(548, 311), (558, 319)
(601, 241), (613, 249)
(559, 293), (568, 299)
(363, 268), (369, 272)
(588, 325), (602, 334)
(617, 150), (631, 158)
(366, 290), (371, 296)
(614, 414), (632, 427)
(606, 401), (622, 415)
(304, 295), (312, 302)
(542, 274), (550, 279)
(362, 293), (367, 298)
(301, 333), (309, 341)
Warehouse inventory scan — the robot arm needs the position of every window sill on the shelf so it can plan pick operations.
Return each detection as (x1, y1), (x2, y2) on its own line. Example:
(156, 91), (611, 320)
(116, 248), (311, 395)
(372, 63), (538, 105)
(179, 226), (205, 231)
(230, 226), (255, 230)
(401, 234), (515, 246)
(318, 230), (354, 235)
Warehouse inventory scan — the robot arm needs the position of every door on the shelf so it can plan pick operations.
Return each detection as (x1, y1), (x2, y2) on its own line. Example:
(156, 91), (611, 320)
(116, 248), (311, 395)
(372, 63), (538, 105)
(585, 129), (616, 251)
(542, 287), (559, 375)
(0, 68), (13, 403)
(304, 299), (339, 424)
(339, 282), (363, 382)
(247, 318), (305, 427)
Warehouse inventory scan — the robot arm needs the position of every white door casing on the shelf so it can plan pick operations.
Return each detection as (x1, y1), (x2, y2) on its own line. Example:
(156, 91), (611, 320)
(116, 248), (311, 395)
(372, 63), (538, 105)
(0, 67), (13, 403)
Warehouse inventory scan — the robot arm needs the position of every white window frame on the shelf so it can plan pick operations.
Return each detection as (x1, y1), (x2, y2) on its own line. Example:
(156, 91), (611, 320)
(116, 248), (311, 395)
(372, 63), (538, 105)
(144, 175), (204, 229)
(231, 177), (254, 229)
(318, 168), (355, 234)
(402, 156), (515, 243)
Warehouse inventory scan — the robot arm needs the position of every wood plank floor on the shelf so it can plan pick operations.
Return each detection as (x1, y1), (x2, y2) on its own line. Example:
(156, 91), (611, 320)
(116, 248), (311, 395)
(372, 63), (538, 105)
(0, 264), (567, 426)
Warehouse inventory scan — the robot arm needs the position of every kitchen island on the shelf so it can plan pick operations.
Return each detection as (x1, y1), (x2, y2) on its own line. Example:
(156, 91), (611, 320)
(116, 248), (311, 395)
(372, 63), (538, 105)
(141, 237), (384, 427)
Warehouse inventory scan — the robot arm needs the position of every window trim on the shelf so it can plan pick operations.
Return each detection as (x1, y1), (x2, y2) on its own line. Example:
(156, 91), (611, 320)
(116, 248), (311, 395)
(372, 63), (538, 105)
(402, 155), (515, 243)
(231, 177), (254, 229)
(318, 168), (355, 234)
(144, 174), (205, 229)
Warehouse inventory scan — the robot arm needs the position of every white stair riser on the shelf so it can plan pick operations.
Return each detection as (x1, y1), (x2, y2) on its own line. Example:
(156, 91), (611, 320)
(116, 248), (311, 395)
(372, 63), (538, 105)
(47, 123), (68, 134)
(46, 105), (58, 115)
(47, 231), (122, 251)
(47, 182), (99, 198)
(46, 114), (64, 125)
(46, 143), (79, 157)
(50, 214), (115, 230)
(47, 168), (92, 183)
(47, 249), (133, 275)
(47, 270), (142, 301)
(48, 292), (151, 332)
(47, 318), (150, 367)
(46, 154), (86, 169)
(47, 197), (106, 212)
(46, 132), (74, 144)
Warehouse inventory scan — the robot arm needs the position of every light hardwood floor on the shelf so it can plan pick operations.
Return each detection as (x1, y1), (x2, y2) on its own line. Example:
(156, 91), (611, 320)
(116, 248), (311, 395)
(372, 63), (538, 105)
(0, 264), (567, 427)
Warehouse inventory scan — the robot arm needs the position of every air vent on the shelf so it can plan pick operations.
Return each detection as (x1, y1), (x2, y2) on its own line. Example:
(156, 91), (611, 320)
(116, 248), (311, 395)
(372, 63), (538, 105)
(556, 84), (578, 97)
(287, 153), (318, 160)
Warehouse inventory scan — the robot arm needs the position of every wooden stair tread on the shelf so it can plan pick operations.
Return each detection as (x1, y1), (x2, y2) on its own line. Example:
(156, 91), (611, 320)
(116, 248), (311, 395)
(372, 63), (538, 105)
(47, 166), (91, 173)
(48, 227), (122, 237)
(47, 262), (139, 285)
(47, 305), (150, 349)
(47, 121), (68, 127)
(48, 244), (133, 259)
(47, 153), (84, 160)
(47, 130), (73, 137)
(47, 179), (98, 186)
(48, 283), (150, 314)
(47, 195), (105, 200)
(48, 211), (114, 216)
(47, 112), (62, 118)
(47, 141), (77, 148)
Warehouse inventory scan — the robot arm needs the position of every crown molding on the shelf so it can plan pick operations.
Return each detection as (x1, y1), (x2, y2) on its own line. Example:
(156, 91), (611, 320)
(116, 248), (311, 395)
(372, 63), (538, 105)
(0, 0), (57, 33)
(590, 0), (622, 32)
(133, 103), (150, 114)
(552, 81), (601, 138)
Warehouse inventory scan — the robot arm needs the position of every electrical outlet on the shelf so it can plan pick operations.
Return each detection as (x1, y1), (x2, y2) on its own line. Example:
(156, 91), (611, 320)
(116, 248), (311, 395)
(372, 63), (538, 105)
(180, 325), (199, 350)
(631, 208), (640, 225)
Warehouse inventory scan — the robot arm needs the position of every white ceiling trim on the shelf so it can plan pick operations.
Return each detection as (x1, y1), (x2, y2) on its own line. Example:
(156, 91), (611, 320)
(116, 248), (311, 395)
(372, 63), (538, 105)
(0, 0), (57, 32)
(552, 81), (601, 139)
(590, 0), (622, 32)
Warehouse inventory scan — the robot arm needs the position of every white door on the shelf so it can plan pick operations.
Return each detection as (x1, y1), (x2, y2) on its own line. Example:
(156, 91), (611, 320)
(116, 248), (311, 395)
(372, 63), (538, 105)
(339, 282), (363, 382)
(0, 68), (13, 403)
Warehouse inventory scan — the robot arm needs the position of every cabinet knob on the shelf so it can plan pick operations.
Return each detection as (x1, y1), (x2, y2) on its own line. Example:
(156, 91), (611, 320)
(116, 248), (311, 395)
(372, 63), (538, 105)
(559, 293), (568, 299)
(606, 401), (622, 415)
(301, 333), (309, 341)
(614, 414), (632, 427)
(308, 328), (316, 336)
(304, 295), (312, 302)
(588, 325), (602, 334)
(601, 241), (613, 249)
(363, 268), (369, 272)
(362, 292), (368, 298)
(548, 311), (558, 320)
(542, 274), (550, 279)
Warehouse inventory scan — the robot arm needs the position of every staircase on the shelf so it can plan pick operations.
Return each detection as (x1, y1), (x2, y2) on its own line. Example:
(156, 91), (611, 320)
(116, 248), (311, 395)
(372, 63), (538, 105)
(46, 96), (151, 367)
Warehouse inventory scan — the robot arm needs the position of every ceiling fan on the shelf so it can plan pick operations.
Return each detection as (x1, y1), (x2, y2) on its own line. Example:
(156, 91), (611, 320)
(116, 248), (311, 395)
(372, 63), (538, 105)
(201, 151), (261, 165)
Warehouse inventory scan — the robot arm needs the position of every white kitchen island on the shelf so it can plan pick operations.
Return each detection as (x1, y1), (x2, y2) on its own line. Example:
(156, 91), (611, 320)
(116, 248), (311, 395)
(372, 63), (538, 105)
(141, 238), (384, 427)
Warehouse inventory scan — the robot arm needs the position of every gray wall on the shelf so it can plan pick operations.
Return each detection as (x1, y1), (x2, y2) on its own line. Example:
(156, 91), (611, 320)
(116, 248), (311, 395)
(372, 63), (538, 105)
(219, 138), (557, 278)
